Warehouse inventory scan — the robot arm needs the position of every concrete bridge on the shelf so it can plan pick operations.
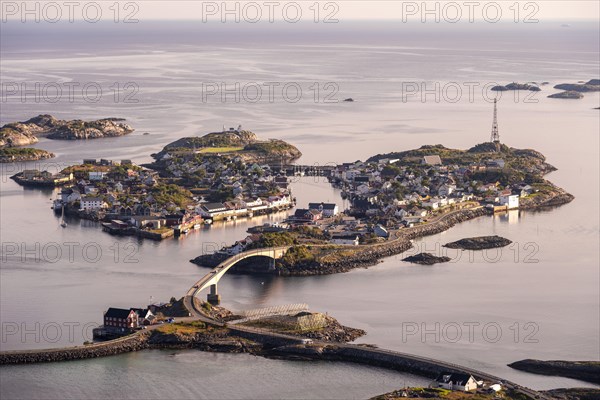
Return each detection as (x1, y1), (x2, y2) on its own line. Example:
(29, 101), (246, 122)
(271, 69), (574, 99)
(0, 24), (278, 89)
(186, 246), (291, 304)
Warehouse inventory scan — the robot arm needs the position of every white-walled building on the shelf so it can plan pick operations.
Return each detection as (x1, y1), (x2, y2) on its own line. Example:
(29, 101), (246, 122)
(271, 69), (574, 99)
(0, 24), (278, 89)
(499, 194), (519, 209)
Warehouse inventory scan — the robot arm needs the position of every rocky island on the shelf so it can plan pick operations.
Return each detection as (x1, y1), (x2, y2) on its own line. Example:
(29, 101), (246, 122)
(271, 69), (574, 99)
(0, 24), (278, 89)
(0, 114), (134, 162)
(508, 359), (600, 384)
(0, 147), (54, 163)
(548, 90), (585, 99)
(491, 82), (541, 92)
(402, 253), (451, 265)
(443, 236), (512, 250)
(146, 127), (301, 191)
(553, 79), (600, 92)
(151, 127), (301, 166)
(0, 114), (134, 147)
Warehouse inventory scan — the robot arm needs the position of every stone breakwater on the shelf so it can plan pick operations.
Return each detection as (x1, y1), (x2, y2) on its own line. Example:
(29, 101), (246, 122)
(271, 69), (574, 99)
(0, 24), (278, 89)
(276, 208), (491, 276)
(0, 333), (148, 365)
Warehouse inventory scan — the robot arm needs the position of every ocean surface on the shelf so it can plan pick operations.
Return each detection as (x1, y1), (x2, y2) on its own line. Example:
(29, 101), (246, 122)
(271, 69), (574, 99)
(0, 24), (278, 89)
(1, 20), (599, 398)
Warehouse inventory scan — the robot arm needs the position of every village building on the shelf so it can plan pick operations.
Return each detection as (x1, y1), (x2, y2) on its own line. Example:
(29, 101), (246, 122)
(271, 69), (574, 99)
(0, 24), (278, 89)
(432, 373), (478, 392)
(308, 202), (339, 217)
(103, 308), (139, 333)
(330, 233), (360, 246)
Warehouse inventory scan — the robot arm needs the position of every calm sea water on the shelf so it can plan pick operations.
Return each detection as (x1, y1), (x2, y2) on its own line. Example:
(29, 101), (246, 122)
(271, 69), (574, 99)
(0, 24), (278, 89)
(1, 21), (599, 397)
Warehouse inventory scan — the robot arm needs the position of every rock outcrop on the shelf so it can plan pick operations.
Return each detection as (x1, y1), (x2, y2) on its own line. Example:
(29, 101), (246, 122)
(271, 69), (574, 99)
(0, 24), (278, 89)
(491, 82), (541, 91)
(0, 115), (133, 148)
(402, 252), (451, 265)
(548, 91), (584, 99)
(509, 359), (600, 384)
(0, 148), (54, 163)
(443, 235), (511, 250)
(554, 79), (600, 92)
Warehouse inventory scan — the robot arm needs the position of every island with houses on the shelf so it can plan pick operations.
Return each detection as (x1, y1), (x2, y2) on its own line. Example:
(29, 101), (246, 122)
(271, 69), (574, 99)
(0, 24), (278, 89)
(12, 107), (574, 258)
(3, 106), (591, 400)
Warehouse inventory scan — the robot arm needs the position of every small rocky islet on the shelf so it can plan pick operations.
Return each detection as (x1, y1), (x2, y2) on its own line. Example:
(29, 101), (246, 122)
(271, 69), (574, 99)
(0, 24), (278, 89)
(491, 82), (541, 92)
(0, 114), (134, 162)
(508, 359), (600, 385)
(402, 252), (451, 265)
(443, 235), (512, 250)
(548, 79), (600, 99)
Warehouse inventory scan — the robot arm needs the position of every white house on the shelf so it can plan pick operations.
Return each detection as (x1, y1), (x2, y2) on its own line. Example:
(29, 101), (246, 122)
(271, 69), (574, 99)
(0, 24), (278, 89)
(308, 202), (339, 217)
(499, 194), (519, 209)
(432, 373), (478, 392)
(422, 199), (440, 209)
(81, 196), (107, 211)
(89, 171), (107, 181)
(244, 198), (263, 208)
(438, 184), (456, 196)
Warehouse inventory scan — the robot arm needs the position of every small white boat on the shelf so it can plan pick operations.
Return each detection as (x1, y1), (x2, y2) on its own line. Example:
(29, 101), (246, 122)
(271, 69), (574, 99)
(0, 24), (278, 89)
(60, 205), (67, 228)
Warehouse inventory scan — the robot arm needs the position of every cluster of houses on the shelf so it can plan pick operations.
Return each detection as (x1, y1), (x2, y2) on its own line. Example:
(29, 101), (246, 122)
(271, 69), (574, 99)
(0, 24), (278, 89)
(16, 169), (74, 186)
(429, 372), (503, 394)
(54, 159), (160, 214)
(289, 202), (340, 223)
(50, 158), (296, 239)
(330, 154), (528, 227)
(93, 304), (157, 338)
(93, 301), (180, 338)
(198, 193), (293, 221)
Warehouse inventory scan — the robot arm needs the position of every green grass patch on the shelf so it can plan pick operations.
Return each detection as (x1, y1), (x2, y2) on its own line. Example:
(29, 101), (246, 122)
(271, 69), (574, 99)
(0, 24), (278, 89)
(154, 321), (207, 335)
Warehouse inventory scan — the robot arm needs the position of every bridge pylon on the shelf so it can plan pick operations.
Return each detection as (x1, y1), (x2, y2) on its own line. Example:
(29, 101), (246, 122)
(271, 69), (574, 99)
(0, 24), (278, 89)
(207, 284), (221, 305)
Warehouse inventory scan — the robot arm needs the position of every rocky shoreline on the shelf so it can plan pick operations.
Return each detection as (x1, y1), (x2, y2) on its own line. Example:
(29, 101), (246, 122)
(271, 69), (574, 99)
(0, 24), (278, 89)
(520, 186), (575, 209)
(192, 208), (492, 276)
(542, 388), (600, 400)
(508, 359), (600, 384)
(0, 148), (54, 163)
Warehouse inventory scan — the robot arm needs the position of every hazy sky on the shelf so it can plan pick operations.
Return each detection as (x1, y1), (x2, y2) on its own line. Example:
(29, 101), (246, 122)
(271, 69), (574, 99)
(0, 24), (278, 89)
(2, 1), (599, 22)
